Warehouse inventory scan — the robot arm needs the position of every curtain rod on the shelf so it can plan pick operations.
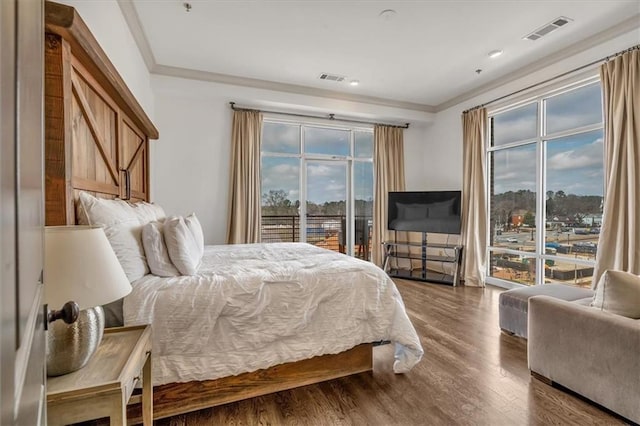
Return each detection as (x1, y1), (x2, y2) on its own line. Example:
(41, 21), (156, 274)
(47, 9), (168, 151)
(463, 44), (640, 114)
(229, 102), (410, 129)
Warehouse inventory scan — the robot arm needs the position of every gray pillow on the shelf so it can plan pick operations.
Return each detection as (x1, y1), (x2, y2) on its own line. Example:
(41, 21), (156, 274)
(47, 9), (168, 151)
(591, 270), (640, 318)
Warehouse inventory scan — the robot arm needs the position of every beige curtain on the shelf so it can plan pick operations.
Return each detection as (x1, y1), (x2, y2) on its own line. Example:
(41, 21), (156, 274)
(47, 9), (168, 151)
(460, 108), (488, 287)
(592, 48), (640, 284)
(372, 125), (406, 267)
(226, 110), (263, 244)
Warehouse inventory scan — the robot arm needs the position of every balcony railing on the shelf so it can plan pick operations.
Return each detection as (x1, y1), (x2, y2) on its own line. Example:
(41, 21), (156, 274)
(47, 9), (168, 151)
(261, 214), (372, 261)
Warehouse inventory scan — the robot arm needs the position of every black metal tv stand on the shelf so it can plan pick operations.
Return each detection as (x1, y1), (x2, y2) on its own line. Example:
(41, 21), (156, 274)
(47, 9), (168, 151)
(382, 231), (463, 286)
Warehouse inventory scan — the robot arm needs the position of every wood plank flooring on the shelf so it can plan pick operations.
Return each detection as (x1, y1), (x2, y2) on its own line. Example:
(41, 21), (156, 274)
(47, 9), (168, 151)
(153, 279), (626, 425)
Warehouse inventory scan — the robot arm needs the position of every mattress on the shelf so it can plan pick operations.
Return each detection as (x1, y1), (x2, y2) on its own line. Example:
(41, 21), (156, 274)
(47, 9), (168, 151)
(124, 242), (424, 385)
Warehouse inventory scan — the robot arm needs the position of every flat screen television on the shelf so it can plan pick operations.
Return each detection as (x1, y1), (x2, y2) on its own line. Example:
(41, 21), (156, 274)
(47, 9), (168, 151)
(387, 191), (461, 234)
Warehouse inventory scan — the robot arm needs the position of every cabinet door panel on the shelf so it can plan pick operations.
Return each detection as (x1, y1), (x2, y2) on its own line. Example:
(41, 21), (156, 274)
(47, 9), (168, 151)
(70, 68), (120, 197)
(120, 118), (148, 201)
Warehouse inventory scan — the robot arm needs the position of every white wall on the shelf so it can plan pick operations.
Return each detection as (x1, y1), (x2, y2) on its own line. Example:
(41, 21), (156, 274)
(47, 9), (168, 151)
(423, 29), (640, 187)
(58, 0), (154, 117)
(151, 75), (433, 243)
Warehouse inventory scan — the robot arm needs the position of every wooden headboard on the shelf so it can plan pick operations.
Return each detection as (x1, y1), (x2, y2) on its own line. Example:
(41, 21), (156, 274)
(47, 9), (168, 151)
(44, 1), (159, 226)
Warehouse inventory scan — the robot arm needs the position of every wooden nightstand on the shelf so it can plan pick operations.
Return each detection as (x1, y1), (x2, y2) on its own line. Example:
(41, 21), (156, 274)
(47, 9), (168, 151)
(47, 325), (152, 426)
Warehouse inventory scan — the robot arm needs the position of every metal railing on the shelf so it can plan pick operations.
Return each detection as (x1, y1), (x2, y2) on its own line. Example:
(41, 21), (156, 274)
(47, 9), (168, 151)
(261, 214), (372, 260)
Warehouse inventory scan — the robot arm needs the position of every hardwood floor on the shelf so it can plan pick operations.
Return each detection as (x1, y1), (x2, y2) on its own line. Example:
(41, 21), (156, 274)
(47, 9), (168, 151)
(154, 279), (626, 425)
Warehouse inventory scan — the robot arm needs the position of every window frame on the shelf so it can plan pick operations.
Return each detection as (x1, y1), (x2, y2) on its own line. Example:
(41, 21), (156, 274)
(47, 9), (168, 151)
(485, 73), (604, 288)
(261, 116), (374, 257)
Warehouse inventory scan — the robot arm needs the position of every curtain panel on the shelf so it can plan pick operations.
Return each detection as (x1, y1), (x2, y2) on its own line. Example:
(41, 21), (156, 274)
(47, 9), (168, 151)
(593, 48), (640, 284)
(226, 110), (263, 244)
(372, 125), (406, 267)
(460, 108), (488, 287)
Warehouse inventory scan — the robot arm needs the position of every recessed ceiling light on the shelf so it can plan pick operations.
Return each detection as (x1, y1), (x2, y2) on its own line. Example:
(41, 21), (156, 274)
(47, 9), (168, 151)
(379, 9), (397, 21)
(350, 80), (359, 86)
(488, 49), (503, 59)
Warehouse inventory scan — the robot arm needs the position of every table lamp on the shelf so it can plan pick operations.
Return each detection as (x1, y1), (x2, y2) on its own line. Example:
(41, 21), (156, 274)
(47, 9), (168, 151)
(45, 226), (131, 376)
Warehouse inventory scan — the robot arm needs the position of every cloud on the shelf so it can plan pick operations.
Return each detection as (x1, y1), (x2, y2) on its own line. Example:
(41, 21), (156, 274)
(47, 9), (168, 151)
(262, 157), (299, 199)
(547, 138), (603, 171)
(263, 122), (300, 153)
(545, 83), (602, 133)
(492, 144), (536, 193)
(325, 182), (346, 192)
(307, 164), (338, 178)
(493, 103), (538, 145)
(546, 133), (604, 196)
(262, 162), (299, 187)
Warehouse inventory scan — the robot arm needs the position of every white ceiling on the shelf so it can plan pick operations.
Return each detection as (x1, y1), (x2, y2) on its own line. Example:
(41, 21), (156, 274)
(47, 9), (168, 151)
(129, 0), (640, 110)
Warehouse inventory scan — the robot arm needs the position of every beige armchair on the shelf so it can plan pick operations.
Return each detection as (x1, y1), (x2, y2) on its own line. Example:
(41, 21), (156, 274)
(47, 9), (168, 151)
(528, 295), (640, 424)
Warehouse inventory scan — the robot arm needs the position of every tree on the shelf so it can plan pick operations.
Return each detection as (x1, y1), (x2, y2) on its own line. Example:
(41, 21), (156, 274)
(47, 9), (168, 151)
(262, 189), (296, 215)
(553, 190), (567, 216)
(262, 189), (290, 208)
(524, 211), (535, 227)
(546, 191), (555, 217)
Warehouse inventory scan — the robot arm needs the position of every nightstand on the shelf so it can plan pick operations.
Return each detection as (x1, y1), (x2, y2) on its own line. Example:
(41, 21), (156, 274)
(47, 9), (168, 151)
(47, 325), (152, 426)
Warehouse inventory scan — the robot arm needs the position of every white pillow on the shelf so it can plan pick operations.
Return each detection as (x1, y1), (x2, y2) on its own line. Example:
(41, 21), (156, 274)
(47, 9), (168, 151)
(164, 214), (204, 275)
(591, 270), (640, 319)
(142, 221), (179, 277)
(130, 201), (166, 225)
(77, 191), (149, 282)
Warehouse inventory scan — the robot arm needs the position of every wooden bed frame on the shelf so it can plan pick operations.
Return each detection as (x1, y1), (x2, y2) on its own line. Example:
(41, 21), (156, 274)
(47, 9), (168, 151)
(44, 2), (373, 423)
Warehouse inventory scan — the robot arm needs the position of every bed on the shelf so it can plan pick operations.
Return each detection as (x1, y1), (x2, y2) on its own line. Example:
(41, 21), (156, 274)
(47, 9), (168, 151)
(125, 242), (422, 386)
(43, 1), (423, 421)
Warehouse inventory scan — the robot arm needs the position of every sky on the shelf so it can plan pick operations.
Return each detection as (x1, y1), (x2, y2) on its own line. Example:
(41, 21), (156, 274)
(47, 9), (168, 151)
(262, 82), (603, 206)
(492, 82), (604, 197)
(261, 122), (373, 205)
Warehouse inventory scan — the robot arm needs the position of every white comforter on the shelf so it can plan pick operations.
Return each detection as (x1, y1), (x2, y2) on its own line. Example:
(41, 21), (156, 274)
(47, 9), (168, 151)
(124, 243), (423, 385)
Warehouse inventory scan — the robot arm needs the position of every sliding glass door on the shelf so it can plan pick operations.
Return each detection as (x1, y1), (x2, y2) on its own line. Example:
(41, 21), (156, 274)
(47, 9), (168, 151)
(261, 120), (374, 260)
(305, 160), (348, 253)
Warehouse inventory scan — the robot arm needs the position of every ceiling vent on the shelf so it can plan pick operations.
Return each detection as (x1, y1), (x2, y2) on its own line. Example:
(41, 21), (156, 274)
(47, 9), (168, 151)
(319, 73), (346, 82)
(523, 16), (572, 41)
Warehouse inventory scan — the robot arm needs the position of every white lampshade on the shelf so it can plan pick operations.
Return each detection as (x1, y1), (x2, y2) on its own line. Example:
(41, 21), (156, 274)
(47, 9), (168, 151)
(44, 226), (131, 310)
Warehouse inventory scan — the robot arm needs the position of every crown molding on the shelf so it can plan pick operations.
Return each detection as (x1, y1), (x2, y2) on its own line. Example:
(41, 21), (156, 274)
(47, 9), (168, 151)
(151, 64), (437, 113)
(434, 13), (640, 112)
(116, 1), (435, 113)
(116, 0), (156, 71)
(117, 2), (638, 115)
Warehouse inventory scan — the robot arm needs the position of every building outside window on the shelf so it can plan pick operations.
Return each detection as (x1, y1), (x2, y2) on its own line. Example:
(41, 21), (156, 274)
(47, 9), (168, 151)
(487, 78), (604, 288)
(261, 119), (374, 260)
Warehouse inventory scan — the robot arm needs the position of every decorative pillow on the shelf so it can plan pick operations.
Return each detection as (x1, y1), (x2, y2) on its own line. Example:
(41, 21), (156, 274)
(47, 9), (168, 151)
(142, 221), (179, 277)
(426, 198), (455, 218)
(77, 191), (149, 282)
(591, 270), (640, 318)
(396, 203), (428, 220)
(130, 201), (166, 225)
(164, 213), (204, 275)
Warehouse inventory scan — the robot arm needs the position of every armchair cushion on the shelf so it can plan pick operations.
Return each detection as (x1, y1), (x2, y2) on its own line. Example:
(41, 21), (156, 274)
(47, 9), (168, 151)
(591, 270), (640, 318)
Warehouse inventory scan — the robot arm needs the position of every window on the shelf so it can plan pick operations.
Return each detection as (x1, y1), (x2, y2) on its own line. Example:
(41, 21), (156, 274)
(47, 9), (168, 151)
(261, 120), (374, 260)
(487, 79), (604, 288)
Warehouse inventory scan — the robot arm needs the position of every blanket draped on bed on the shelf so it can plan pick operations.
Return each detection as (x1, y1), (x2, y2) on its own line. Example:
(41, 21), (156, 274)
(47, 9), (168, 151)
(124, 243), (424, 385)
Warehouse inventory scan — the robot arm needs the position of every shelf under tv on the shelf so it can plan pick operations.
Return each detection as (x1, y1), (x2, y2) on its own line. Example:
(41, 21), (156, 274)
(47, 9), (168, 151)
(387, 268), (458, 285)
(382, 231), (463, 286)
